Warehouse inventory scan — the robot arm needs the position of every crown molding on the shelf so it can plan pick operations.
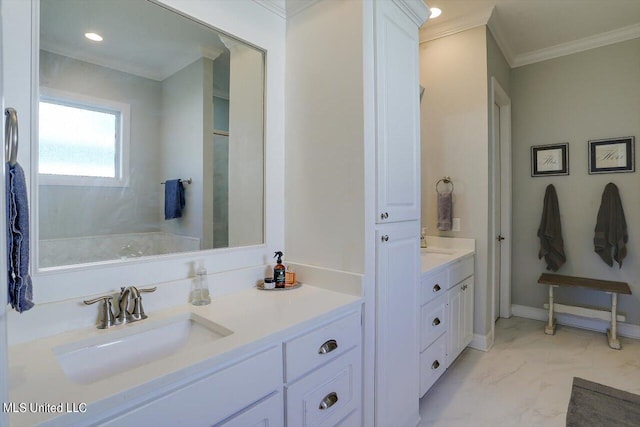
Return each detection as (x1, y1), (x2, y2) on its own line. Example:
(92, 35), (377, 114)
(513, 22), (640, 68)
(253, 0), (321, 19)
(486, 9), (515, 68)
(253, 0), (287, 19)
(419, 7), (492, 44)
(393, 0), (430, 27)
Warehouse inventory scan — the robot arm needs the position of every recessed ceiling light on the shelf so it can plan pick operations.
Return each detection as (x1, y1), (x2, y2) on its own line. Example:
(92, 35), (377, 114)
(84, 32), (103, 42)
(430, 7), (442, 19)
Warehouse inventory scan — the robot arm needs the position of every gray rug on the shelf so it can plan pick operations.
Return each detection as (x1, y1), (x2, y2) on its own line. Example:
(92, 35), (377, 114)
(567, 377), (640, 426)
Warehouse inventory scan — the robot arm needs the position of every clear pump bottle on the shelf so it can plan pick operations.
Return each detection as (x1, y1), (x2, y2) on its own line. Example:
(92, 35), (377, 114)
(190, 264), (211, 306)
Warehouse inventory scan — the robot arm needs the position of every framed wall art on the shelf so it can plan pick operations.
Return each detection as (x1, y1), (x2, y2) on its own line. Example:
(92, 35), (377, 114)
(588, 137), (635, 174)
(531, 143), (569, 177)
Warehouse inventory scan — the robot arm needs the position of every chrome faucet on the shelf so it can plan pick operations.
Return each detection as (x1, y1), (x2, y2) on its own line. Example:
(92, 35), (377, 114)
(85, 286), (157, 329)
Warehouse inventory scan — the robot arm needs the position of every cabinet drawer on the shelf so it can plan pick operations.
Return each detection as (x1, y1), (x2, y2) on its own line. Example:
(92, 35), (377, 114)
(285, 311), (361, 382)
(334, 409), (360, 427)
(99, 346), (282, 427)
(449, 257), (473, 286)
(421, 269), (448, 305)
(286, 348), (361, 427)
(420, 294), (447, 352)
(419, 334), (447, 397)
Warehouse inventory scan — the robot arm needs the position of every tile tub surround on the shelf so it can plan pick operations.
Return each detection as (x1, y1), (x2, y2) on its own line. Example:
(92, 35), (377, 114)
(419, 317), (640, 427)
(39, 231), (201, 268)
(421, 236), (475, 273)
(8, 284), (362, 426)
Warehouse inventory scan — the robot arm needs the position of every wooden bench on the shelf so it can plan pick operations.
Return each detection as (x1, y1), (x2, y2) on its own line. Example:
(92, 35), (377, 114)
(538, 273), (632, 350)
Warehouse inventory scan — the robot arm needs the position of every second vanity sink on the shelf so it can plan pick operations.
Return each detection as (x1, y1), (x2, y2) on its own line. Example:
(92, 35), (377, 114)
(53, 313), (233, 384)
(421, 247), (457, 255)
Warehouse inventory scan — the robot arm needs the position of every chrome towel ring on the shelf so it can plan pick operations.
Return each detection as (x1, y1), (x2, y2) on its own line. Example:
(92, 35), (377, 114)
(435, 176), (454, 194)
(5, 108), (18, 166)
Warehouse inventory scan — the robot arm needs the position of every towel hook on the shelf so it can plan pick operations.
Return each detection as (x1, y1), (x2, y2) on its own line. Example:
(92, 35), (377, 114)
(5, 108), (18, 166)
(435, 176), (454, 194)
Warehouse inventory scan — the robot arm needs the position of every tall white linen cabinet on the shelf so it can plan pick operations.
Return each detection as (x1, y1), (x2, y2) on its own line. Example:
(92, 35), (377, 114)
(285, 1), (429, 426)
(373, 1), (424, 427)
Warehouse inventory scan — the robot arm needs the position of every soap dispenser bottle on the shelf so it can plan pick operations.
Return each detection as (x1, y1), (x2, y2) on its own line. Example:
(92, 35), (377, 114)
(274, 251), (286, 288)
(190, 262), (211, 306)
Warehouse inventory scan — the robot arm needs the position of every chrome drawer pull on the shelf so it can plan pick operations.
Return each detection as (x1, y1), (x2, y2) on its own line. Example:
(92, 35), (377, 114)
(319, 392), (339, 410)
(431, 360), (440, 370)
(432, 317), (441, 326)
(433, 284), (441, 292)
(318, 339), (338, 354)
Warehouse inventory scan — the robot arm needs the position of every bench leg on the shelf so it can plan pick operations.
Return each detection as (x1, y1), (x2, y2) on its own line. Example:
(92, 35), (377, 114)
(545, 285), (556, 335)
(607, 293), (621, 350)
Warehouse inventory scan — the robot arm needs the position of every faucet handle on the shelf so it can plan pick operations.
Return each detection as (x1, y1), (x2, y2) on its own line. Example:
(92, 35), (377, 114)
(83, 295), (116, 329)
(128, 286), (156, 321)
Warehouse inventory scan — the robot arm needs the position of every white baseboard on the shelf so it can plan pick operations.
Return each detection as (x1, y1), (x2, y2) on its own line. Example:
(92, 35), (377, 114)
(469, 329), (494, 352)
(511, 304), (640, 340)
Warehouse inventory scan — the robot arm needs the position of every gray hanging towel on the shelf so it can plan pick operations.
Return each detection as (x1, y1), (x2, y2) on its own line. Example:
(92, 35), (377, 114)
(537, 184), (566, 271)
(437, 192), (452, 231)
(164, 179), (186, 220)
(6, 162), (34, 312)
(594, 182), (627, 268)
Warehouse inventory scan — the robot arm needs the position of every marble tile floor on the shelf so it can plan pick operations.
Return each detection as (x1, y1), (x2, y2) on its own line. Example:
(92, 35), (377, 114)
(419, 316), (640, 427)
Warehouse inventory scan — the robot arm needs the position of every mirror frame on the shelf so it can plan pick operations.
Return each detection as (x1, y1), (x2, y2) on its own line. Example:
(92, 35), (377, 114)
(29, 0), (285, 304)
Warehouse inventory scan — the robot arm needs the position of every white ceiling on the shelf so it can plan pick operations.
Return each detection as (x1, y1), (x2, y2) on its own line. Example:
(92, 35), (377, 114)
(40, 0), (232, 81)
(420, 0), (640, 67)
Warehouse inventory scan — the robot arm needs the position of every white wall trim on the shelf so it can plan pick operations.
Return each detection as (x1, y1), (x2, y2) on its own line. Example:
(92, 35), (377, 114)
(419, 8), (492, 44)
(513, 22), (640, 68)
(392, 0), (430, 27)
(285, 0), (321, 19)
(511, 304), (640, 340)
(469, 330), (494, 352)
(486, 11), (514, 67)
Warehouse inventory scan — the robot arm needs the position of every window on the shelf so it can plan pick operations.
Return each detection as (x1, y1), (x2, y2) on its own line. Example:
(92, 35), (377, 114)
(38, 89), (130, 187)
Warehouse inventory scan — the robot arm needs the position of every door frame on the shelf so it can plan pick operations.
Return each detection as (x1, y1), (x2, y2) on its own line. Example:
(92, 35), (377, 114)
(489, 77), (512, 332)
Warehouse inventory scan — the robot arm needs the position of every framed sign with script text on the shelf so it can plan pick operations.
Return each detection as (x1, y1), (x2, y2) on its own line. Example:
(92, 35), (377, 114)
(531, 143), (569, 177)
(588, 137), (635, 174)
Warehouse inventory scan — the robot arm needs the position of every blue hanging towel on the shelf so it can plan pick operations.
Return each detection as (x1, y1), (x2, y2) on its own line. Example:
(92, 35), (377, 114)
(164, 179), (185, 220)
(6, 162), (34, 312)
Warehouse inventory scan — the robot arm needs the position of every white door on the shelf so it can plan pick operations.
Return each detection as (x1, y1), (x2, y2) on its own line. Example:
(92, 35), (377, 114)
(490, 77), (512, 325)
(375, 221), (419, 427)
(493, 102), (501, 322)
(375, 0), (420, 224)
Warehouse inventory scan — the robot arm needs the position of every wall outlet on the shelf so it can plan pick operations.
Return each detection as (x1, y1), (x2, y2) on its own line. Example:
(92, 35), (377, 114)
(452, 218), (461, 232)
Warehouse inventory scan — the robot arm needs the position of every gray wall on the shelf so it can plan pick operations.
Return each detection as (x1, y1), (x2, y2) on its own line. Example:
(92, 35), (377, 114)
(511, 38), (640, 324)
(39, 51), (162, 239)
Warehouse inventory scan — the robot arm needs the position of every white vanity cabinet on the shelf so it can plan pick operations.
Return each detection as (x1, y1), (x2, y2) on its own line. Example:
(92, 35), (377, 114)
(90, 308), (363, 427)
(419, 255), (474, 397)
(284, 311), (362, 427)
(99, 346), (283, 427)
(447, 275), (474, 367)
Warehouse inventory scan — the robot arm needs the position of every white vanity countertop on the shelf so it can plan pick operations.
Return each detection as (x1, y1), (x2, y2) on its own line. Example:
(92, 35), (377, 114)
(421, 236), (475, 274)
(8, 284), (362, 427)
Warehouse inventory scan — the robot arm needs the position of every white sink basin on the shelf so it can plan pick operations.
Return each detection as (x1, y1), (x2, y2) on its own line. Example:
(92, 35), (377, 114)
(54, 313), (233, 384)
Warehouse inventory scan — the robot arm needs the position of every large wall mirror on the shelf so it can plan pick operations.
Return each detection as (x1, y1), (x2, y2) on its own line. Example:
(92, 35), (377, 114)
(37, 0), (265, 269)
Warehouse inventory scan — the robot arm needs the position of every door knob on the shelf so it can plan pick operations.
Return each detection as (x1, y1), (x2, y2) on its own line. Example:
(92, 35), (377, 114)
(381, 235), (389, 242)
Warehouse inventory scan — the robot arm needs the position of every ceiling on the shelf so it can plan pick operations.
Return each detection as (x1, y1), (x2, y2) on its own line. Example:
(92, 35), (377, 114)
(420, 0), (640, 67)
(40, 0), (233, 81)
